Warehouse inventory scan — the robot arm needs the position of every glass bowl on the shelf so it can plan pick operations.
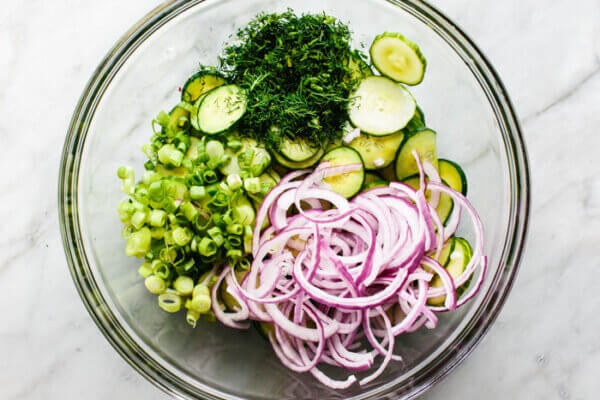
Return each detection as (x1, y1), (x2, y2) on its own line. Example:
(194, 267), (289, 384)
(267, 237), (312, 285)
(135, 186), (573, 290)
(59, 0), (529, 399)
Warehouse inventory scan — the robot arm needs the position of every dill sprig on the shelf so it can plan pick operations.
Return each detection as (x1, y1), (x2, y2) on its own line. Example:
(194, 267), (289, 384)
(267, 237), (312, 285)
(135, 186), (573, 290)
(216, 10), (359, 150)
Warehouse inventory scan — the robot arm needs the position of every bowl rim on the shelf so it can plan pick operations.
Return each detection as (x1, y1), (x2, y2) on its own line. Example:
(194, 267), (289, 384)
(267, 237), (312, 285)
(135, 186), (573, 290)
(58, 0), (530, 399)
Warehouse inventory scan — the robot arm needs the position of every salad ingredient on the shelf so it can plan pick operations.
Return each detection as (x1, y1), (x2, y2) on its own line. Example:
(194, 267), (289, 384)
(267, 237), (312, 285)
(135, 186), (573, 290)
(394, 128), (438, 180)
(181, 71), (227, 103)
(428, 236), (472, 306)
(348, 130), (405, 170)
(271, 147), (325, 169)
(278, 138), (321, 163)
(217, 10), (359, 149)
(348, 76), (416, 136)
(214, 156), (486, 388)
(438, 158), (468, 195)
(370, 32), (427, 85)
(195, 84), (247, 134)
(319, 147), (365, 198)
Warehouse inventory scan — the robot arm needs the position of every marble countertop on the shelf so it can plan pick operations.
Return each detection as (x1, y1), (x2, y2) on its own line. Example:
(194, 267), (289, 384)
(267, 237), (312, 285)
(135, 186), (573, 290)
(1, 0), (598, 399)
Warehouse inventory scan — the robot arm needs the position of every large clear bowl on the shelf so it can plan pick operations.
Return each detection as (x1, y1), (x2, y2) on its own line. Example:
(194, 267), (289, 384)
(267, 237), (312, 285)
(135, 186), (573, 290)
(59, 0), (529, 399)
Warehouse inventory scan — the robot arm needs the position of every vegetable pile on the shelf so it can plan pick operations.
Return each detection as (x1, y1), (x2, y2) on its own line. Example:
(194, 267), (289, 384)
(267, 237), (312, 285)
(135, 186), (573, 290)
(116, 9), (486, 389)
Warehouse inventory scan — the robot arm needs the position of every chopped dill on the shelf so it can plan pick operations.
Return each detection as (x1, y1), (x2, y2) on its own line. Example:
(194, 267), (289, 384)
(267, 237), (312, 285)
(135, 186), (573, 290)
(214, 10), (361, 150)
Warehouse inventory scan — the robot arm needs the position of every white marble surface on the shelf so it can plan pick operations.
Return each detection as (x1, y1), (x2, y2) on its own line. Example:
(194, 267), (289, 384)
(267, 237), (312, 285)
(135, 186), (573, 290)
(1, 0), (598, 399)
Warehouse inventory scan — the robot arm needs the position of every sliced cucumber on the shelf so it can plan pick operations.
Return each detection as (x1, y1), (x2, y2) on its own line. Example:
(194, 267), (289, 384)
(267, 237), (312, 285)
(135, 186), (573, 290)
(439, 159), (468, 195)
(348, 76), (416, 136)
(404, 105), (426, 133)
(427, 236), (471, 306)
(196, 85), (247, 135)
(362, 171), (388, 191)
(272, 147), (325, 169)
(395, 128), (437, 181)
(348, 131), (404, 170)
(436, 237), (456, 267)
(181, 72), (227, 103)
(319, 146), (365, 198)
(370, 32), (427, 85)
(402, 175), (454, 224)
(278, 138), (321, 162)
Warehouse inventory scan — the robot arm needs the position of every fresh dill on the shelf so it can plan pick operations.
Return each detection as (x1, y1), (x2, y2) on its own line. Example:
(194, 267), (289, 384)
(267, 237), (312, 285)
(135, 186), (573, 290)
(214, 10), (361, 150)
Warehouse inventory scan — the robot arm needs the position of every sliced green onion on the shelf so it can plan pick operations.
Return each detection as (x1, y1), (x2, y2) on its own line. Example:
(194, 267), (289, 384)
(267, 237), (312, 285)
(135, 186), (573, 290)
(226, 174), (243, 191)
(243, 177), (261, 194)
(210, 191), (229, 208)
(125, 227), (152, 258)
(172, 226), (192, 246)
(174, 276), (194, 296)
(226, 249), (243, 260)
(186, 309), (200, 328)
(206, 140), (225, 162)
(155, 110), (170, 128)
(194, 212), (212, 232)
(117, 201), (135, 223)
(243, 225), (253, 254)
(186, 295), (211, 313)
(145, 275), (167, 294)
(202, 170), (219, 184)
(193, 284), (210, 298)
(149, 209), (167, 227)
(227, 140), (243, 151)
(198, 237), (218, 257)
(151, 260), (171, 280)
(142, 171), (159, 186)
(150, 227), (165, 239)
(129, 211), (147, 230)
(158, 291), (182, 313)
(159, 246), (177, 263)
(138, 262), (153, 278)
(117, 166), (134, 180)
(226, 223), (244, 235)
(190, 186), (207, 200)
(233, 203), (255, 226)
(227, 236), (242, 249)
(207, 226), (225, 247)
(180, 201), (198, 222)
(157, 144), (184, 167)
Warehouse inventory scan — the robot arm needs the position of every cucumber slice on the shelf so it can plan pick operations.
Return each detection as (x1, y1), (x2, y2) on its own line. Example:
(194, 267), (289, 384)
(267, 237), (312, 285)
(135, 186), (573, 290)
(278, 138), (321, 162)
(427, 236), (471, 306)
(362, 171), (388, 191)
(348, 76), (416, 136)
(404, 106), (426, 133)
(439, 159), (468, 195)
(319, 146), (365, 198)
(348, 131), (404, 170)
(401, 175), (453, 224)
(181, 72), (227, 103)
(394, 128), (437, 181)
(272, 147), (325, 169)
(370, 32), (427, 85)
(196, 85), (247, 135)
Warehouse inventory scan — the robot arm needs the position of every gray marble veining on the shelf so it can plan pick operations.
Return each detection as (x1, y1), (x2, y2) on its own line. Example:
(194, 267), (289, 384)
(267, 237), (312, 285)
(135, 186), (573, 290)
(0, 0), (598, 399)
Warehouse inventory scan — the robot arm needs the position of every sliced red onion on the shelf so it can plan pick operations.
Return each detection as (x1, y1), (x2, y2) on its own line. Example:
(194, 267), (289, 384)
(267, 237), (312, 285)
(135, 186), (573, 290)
(210, 153), (486, 390)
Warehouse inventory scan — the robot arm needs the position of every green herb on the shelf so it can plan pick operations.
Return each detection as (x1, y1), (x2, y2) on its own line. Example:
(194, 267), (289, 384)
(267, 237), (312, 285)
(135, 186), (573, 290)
(216, 10), (360, 149)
